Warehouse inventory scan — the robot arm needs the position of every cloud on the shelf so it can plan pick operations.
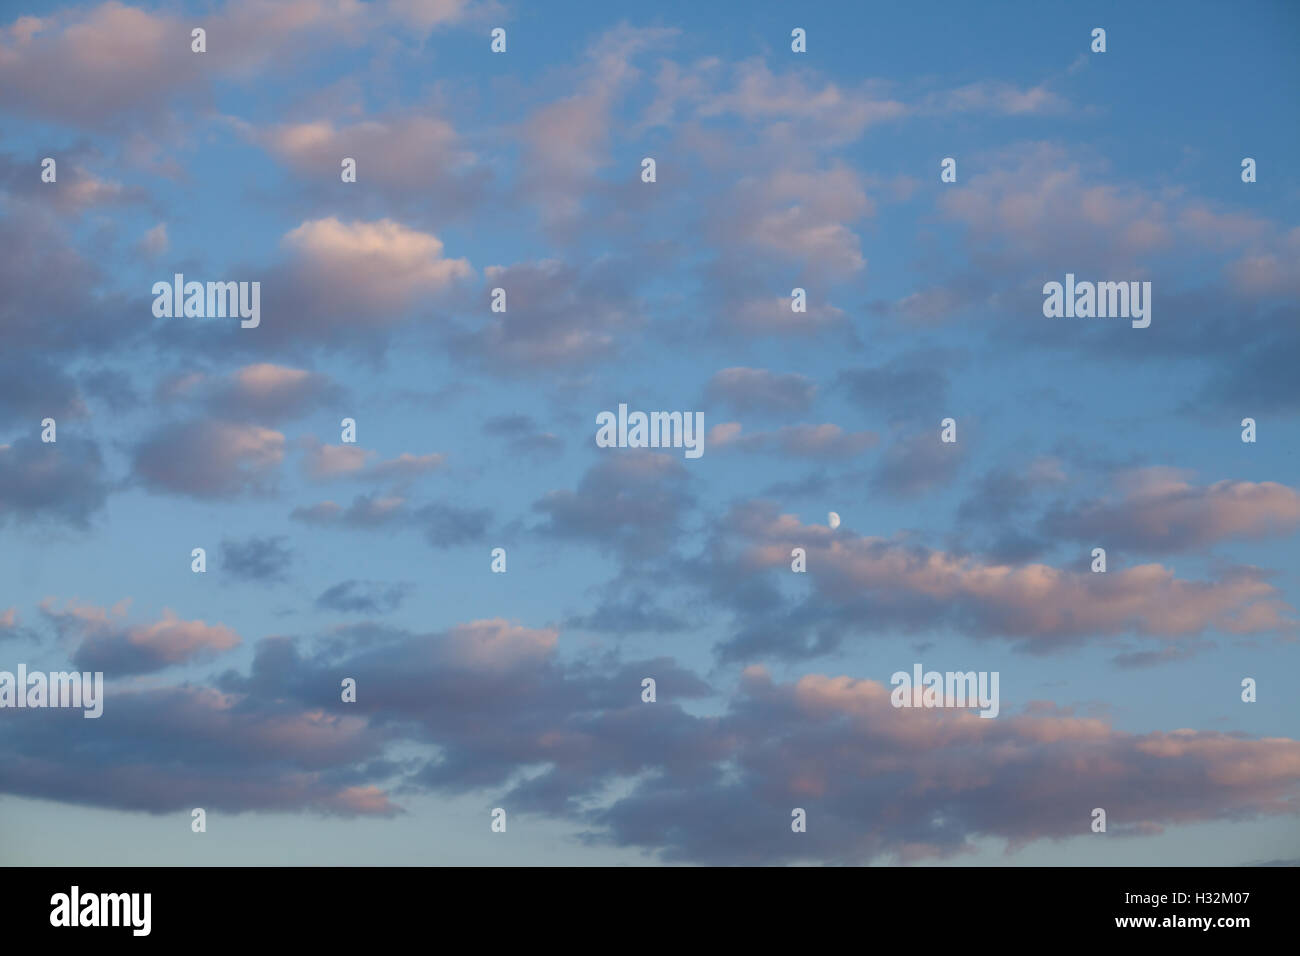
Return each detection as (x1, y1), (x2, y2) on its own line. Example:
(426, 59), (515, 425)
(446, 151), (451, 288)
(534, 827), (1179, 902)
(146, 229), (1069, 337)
(446, 258), (641, 373)
(2, 3), (1295, 868)
(872, 429), (965, 497)
(593, 668), (1300, 864)
(42, 599), (241, 675)
(518, 24), (677, 228)
(697, 166), (873, 337)
(922, 79), (1068, 116)
(719, 290), (846, 336)
(482, 414), (536, 437)
(0, 199), (138, 357)
(0, 3), (202, 126)
(301, 440), (372, 480)
(1111, 642), (1213, 670)
(135, 223), (168, 257)
(223, 619), (716, 808)
(1043, 472), (1300, 553)
(250, 112), (488, 213)
(259, 115), (465, 183)
(0, 356), (87, 421)
(937, 143), (1175, 269)
(316, 580), (410, 614)
(160, 218), (476, 353)
(1195, 319), (1300, 415)
(533, 453), (693, 562)
(290, 494), (488, 546)
(221, 536), (293, 583)
(79, 367), (139, 412)
(709, 422), (878, 460)
(209, 364), (342, 423)
(704, 501), (1294, 662)
(416, 502), (490, 548)
(299, 440), (445, 483)
(0, 682), (396, 815)
(928, 142), (1298, 323)
(385, 0), (480, 32)
(704, 367), (816, 415)
(563, 591), (688, 636)
(0, 436), (108, 528)
(872, 278), (993, 324)
(279, 216), (472, 312)
(894, 143), (1300, 411)
(0, 151), (145, 215)
(0, 0), (482, 128)
(958, 459), (1067, 524)
(369, 453), (447, 481)
(697, 59), (906, 146)
(953, 459), (1067, 561)
(3, 613), (1297, 863)
(0, 606), (23, 642)
(482, 415), (564, 460)
(291, 493), (408, 527)
(838, 353), (953, 424)
(132, 419), (285, 498)
(708, 165), (873, 279)
(1227, 229), (1300, 299)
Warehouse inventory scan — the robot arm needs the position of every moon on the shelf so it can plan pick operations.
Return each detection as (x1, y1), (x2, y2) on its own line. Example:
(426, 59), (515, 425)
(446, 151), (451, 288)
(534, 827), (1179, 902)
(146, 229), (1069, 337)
(828, 511), (841, 529)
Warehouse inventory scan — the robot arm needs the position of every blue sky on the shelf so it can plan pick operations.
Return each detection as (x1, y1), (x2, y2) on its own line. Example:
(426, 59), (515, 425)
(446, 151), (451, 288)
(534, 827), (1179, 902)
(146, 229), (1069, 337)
(0, 0), (1297, 865)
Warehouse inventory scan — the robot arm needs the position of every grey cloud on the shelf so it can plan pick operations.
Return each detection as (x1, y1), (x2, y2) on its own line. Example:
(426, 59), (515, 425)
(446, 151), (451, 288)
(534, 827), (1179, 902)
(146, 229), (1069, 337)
(221, 535), (293, 583)
(316, 580), (411, 614)
(0, 435), (108, 528)
(533, 453), (693, 562)
(132, 418), (285, 499)
(872, 429), (965, 497)
(704, 367), (816, 415)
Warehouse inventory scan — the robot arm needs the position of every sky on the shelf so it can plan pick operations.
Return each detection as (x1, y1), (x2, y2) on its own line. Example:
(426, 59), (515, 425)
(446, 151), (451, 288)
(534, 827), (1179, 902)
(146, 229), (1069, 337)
(0, 0), (1298, 866)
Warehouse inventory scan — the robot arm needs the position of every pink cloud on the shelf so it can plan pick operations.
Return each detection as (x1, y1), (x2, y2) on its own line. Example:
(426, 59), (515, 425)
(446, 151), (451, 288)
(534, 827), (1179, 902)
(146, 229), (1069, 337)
(728, 504), (1294, 647)
(42, 599), (241, 673)
(1045, 472), (1300, 552)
